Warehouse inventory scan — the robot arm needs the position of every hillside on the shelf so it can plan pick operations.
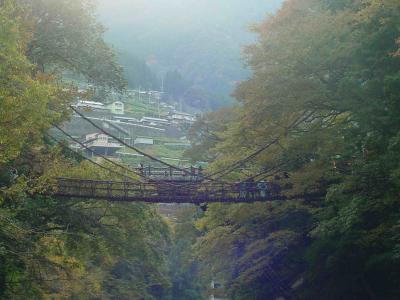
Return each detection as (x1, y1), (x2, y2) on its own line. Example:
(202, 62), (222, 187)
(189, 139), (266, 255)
(98, 0), (283, 109)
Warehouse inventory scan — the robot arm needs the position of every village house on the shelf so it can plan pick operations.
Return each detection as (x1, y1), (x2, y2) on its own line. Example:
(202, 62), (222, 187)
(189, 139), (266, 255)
(106, 101), (125, 115)
(83, 133), (122, 156)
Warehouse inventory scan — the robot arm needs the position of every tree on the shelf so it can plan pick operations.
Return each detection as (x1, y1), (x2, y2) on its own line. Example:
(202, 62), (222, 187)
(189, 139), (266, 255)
(167, 206), (205, 300)
(190, 0), (400, 298)
(22, 0), (125, 90)
(0, 1), (172, 298)
(164, 70), (188, 99)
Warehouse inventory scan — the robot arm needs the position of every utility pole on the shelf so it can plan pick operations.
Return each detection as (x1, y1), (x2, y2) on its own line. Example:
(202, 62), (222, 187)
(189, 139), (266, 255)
(148, 90), (152, 117)
(160, 75), (164, 118)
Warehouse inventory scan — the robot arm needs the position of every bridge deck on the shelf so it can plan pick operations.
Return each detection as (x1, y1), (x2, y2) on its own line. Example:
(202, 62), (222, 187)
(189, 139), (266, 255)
(52, 178), (287, 204)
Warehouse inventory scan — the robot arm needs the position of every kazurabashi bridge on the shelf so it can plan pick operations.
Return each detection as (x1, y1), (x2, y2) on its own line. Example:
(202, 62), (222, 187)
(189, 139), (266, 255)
(46, 106), (311, 204)
(51, 177), (286, 204)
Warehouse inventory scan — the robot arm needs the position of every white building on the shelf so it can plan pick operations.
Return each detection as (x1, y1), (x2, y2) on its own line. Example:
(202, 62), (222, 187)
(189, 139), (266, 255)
(73, 100), (107, 111)
(73, 100), (125, 115)
(113, 116), (140, 123)
(140, 117), (171, 126)
(134, 137), (154, 145)
(106, 101), (124, 115)
(84, 133), (122, 156)
(169, 111), (196, 124)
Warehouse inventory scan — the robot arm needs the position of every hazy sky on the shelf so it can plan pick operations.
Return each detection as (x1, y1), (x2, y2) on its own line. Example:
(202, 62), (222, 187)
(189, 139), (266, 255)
(96, 0), (283, 105)
(97, 0), (283, 42)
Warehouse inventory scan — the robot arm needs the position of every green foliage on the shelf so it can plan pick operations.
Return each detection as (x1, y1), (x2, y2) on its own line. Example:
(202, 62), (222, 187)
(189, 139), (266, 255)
(166, 206), (205, 300)
(119, 52), (160, 90)
(188, 0), (400, 299)
(195, 202), (311, 299)
(0, 1), (67, 164)
(22, 0), (126, 91)
(0, 1), (171, 298)
(184, 108), (238, 163)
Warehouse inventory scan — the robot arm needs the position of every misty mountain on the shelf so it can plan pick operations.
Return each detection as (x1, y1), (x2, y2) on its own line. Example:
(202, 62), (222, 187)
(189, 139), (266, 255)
(119, 52), (160, 90)
(98, 0), (283, 109)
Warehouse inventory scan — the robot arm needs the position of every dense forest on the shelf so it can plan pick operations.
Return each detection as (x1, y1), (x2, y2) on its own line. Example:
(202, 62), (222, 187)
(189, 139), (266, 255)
(185, 0), (400, 299)
(1, 0), (400, 299)
(0, 1), (172, 298)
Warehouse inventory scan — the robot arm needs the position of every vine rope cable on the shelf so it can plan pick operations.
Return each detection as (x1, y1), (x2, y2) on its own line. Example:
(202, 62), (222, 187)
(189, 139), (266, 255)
(70, 106), (195, 176)
(51, 125), (145, 182)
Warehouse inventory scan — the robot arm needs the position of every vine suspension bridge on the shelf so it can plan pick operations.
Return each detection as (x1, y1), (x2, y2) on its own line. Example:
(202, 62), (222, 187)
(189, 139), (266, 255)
(52, 165), (287, 204)
(47, 106), (311, 204)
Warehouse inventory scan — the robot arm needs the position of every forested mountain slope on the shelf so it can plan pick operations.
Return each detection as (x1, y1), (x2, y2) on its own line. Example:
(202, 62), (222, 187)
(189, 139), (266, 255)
(2, 0), (399, 299)
(186, 0), (400, 298)
(0, 1), (171, 298)
(98, 0), (283, 109)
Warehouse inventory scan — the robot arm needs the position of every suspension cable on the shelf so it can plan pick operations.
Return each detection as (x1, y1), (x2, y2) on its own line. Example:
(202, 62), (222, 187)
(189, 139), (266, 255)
(202, 110), (315, 181)
(70, 106), (195, 176)
(46, 133), (138, 182)
(204, 137), (280, 181)
(52, 124), (146, 182)
(52, 125), (205, 189)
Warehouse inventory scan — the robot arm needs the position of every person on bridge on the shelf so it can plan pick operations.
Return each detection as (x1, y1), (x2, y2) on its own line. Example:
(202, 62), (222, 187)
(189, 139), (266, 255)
(197, 165), (203, 181)
(138, 163), (144, 175)
(238, 179), (256, 199)
(190, 165), (195, 175)
(257, 180), (268, 198)
(239, 181), (247, 198)
(247, 178), (256, 198)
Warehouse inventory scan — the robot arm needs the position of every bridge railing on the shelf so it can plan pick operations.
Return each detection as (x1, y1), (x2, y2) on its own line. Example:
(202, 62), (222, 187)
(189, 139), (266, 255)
(53, 178), (286, 203)
(56, 178), (156, 199)
(135, 166), (203, 181)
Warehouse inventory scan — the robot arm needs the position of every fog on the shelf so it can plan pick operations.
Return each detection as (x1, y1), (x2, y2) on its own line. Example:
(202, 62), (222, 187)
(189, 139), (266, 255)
(97, 0), (283, 108)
